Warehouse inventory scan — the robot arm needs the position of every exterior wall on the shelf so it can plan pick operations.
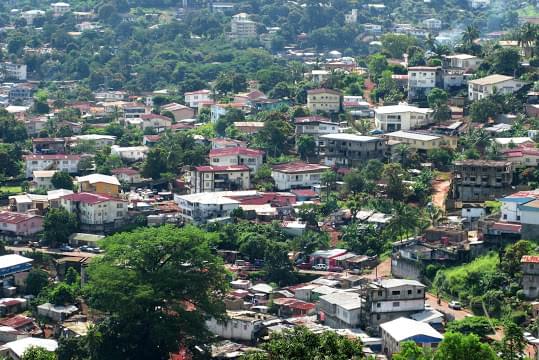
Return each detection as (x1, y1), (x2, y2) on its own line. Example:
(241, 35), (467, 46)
(25, 159), (80, 178)
(175, 195), (240, 223)
(468, 79), (526, 101)
(79, 182), (120, 196)
(520, 208), (539, 226)
(185, 93), (211, 108)
(142, 118), (171, 133)
(391, 257), (422, 280)
(114, 173), (143, 184)
(500, 200), (522, 222)
(452, 162), (513, 202)
(0, 218), (43, 236)
(206, 318), (259, 342)
(32, 177), (54, 190)
(307, 93), (341, 113)
(522, 224), (539, 241)
(171, 108), (195, 121)
(110, 147), (148, 162)
(322, 138), (385, 167)
(210, 155), (263, 171)
(61, 199), (127, 225)
(192, 170), (250, 193)
(385, 135), (441, 151)
(375, 111), (432, 132)
(271, 170), (324, 190)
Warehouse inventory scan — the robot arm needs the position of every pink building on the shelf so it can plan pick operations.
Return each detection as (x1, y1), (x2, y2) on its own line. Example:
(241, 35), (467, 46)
(0, 211), (44, 236)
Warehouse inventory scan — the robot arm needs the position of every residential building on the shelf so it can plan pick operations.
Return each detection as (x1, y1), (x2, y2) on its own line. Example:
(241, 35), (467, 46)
(502, 146), (539, 168)
(1, 337), (57, 360)
(9, 84), (35, 103)
(0, 212), (44, 237)
(21, 10), (45, 25)
(407, 67), (442, 100)
(60, 192), (127, 233)
(51, 2), (71, 16)
(443, 54), (483, 71)
(294, 116), (339, 149)
(0, 63), (27, 81)
(23, 154), (82, 178)
(451, 160), (513, 202)
(174, 191), (248, 223)
(134, 114), (172, 133)
(384, 131), (444, 152)
(111, 168), (143, 184)
(318, 291), (363, 329)
(320, 133), (385, 167)
(468, 74), (527, 101)
(31, 170), (57, 191)
(498, 190), (539, 239)
(76, 174), (121, 196)
(160, 103), (195, 122)
(380, 317), (442, 356)
(362, 279), (426, 330)
(374, 104), (433, 132)
(230, 13), (257, 40)
(470, 0), (490, 8)
(31, 138), (66, 154)
(206, 311), (274, 342)
(191, 165), (251, 193)
(306, 88), (342, 113)
(209, 147), (264, 172)
(422, 18), (442, 30)
(233, 122), (265, 135)
(344, 9), (358, 23)
(70, 134), (116, 149)
(110, 145), (149, 162)
(8, 194), (48, 214)
(271, 162), (330, 190)
(494, 137), (535, 150)
(212, 138), (247, 149)
(184, 89), (211, 108)
(121, 102), (146, 121)
(521, 255), (539, 299)
(499, 190), (539, 222)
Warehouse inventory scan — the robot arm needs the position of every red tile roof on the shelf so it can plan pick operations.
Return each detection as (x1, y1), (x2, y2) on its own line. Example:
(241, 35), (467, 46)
(0, 315), (33, 329)
(0, 212), (42, 224)
(307, 88), (342, 95)
(62, 192), (125, 204)
(184, 89), (211, 95)
(140, 114), (172, 121)
(31, 137), (65, 144)
(143, 135), (161, 142)
(23, 154), (81, 161)
(522, 255), (539, 263)
(194, 165), (250, 172)
(111, 167), (140, 176)
(209, 147), (264, 157)
(271, 161), (330, 174)
(291, 189), (318, 197)
(491, 222), (522, 233)
(294, 116), (333, 125)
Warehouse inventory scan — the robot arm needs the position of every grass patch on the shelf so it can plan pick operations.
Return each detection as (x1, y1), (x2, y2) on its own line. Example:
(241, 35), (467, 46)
(0, 186), (22, 193)
(518, 4), (539, 16)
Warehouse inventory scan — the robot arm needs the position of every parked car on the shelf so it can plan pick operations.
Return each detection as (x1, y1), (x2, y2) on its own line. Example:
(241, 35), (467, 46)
(89, 247), (103, 254)
(328, 266), (343, 273)
(59, 244), (74, 252)
(297, 262), (312, 270)
(79, 245), (90, 252)
(448, 301), (462, 310)
(312, 263), (329, 271)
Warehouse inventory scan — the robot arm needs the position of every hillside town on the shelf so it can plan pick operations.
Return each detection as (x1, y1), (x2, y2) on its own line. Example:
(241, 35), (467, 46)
(2, 0), (539, 359)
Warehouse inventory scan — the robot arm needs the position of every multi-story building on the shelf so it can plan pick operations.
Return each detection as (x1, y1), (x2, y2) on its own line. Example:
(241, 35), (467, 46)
(209, 147), (264, 172)
(521, 255), (539, 299)
(422, 18), (442, 30)
(206, 311), (274, 342)
(451, 160), (513, 202)
(110, 145), (149, 162)
(1, 63), (27, 81)
(23, 154), (82, 178)
(60, 192), (127, 233)
(380, 317), (442, 356)
(497, 190), (539, 240)
(9, 84), (35, 103)
(468, 74), (527, 101)
(361, 279), (426, 330)
(374, 104), (433, 132)
(31, 170), (57, 191)
(306, 88), (342, 113)
(21, 10), (45, 25)
(184, 89), (211, 108)
(0, 211), (43, 237)
(122, 102), (146, 121)
(160, 103), (195, 122)
(51, 2), (71, 16)
(320, 133), (385, 167)
(502, 146), (539, 168)
(76, 174), (121, 196)
(443, 54), (483, 71)
(230, 13), (257, 40)
(111, 168), (143, 184)
(191, 165), (250, 193)
(174, 191), (248, 223)
(271, 162), (330, 190)
(407, 67), (442, 100)
(134, 114), (172, 133)
(318, 291), (362, 329)
(294, 116), (339, 149)
(384, 131), (444, 152)
(70, 134), (116, 149)
(32, 138), (67, 154)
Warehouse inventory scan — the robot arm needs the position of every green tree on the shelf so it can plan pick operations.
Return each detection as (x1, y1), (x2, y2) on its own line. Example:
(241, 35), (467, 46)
(297, 135), (317, 161)
(43, 208), (78, 247)
(434, 332), (497, 360)
(383, 163), (407, 201)
(489, 48), (521, 76)
(264, 241), (295, 286)
(25, 269), (49, 296)
(368, 54), (389, 80)
(498, 321), (525, 360)
(141, 147), (168, 180)
(49, 282), (76, 305)
(393, 341), (430, 360)
(83, 225), (228, 360)
(343, 170), (368, 195)
(51, 171), (73, 190)
(320, 170), (337, 201)
(428, 147), (453, 170)
(21, 346), (56, 360)
(363, 159), (384, 181)
(445, 316), (494, 338)
(381, 34), (417, 58)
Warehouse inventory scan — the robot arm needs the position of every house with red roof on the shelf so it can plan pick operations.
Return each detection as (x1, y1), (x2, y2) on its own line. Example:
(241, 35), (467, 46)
(0, 211), (43, 237)
(271, 161), (330, 190)
(209, 147), (264, 171)
(161, 103), (195, 122)
(127, 113), (172, 133)
(191, 165), (251, 193)
(502, 146), (539, 168)
(111, 168), (143, 184)
(60, 192), (127, 233)
(184, 89), (211, 108)
(522, 255), (539, 299)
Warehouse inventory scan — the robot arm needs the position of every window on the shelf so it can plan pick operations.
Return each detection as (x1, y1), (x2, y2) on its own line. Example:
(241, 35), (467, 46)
(378, 291), (383, 296)
(407, 290), (412, 295)
(376, 302), (381, 308)
(417, 289), (422, 294)
(117, 203), (123, 208)
(392, 302), (400, 307)
(116, 211), (123, 217)
(391, 290), (400, 296)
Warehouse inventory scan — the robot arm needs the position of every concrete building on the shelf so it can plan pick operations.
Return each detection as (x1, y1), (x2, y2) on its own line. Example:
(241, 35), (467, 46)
(111, 168), (143, 184)
(121, 102), (146, 121)
(174, 191), (249, 223)
(502, 146), (539, 168)
(271, 162), (330, 190)
(0, 212), (43, 238)
(362, 279), (426, 330)
(306, 88), (342, 113)
(451, 160), (513, 202)
(209, 147), (264, 172)
(206, 311), (274, 342)
(374, 104), (433, 132)
(23, 154), (81, 178)
(318, 291), (363, 329)
(51, 2), (71, 16)
(294, 116), (339, 149)
(468, 74), (527, 101)
(498, 190), (539, 240)
(380, 317), (442, 357)
(184, 89), (211, 108)
(384, 131), (444, 152)
(230, 13), (257, 40)
(320, 133), (385, 167)
(21, 10), (45, 25)
(0, 63), (27, 81)
(31, 170), (57, 191)
(407, 67), (441, 100)
(443, 54), (483, 71)
(70, 134), (116, 149)
(160, 103), (195, 122)
(422, 18), (442, 30)
(191, 165), (251, 193)
(110, 145), (149, 162)
(76, 174), (120, 196)
(494, 137), (535, 150)
(521, 255), (539, 299)
(1, 337), (57, 360)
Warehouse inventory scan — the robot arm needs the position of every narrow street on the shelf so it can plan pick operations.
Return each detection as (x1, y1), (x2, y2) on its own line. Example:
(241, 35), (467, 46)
(425, 292), (472, 321)
(6, 246), (97, 258)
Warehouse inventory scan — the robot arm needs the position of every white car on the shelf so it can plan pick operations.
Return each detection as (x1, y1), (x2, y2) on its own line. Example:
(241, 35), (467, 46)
(312, 263), (329, 271)
(448, 301), (462, 310)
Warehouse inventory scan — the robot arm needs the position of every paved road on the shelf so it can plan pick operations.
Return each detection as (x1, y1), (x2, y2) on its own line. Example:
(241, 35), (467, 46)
(298, 258), (392, 278)
(425, 292), (472, 321)
(7, 246), (97, 258)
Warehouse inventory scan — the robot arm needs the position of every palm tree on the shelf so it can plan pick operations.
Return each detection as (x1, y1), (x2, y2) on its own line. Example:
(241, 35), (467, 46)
(517, 23), (538, 58)
(347, 192), (371, 222)
(394, 143), (411, 167)
(389, 203), (419, 241)
(425, 33), (437, 52)
(321, 170), (337, 201)
(462, 25), (480, 48)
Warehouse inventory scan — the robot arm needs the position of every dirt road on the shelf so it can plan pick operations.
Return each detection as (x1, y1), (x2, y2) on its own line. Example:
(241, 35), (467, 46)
(432, 179), (450, 212)
(425, 292), (471, 321)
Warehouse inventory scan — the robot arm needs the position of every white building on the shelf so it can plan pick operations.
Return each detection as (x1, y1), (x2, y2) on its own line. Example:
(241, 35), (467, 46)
(470, 0), (490, 8)
(184, 89), (211, 108)
(130, 114), (172, 133)
(499, 190), (539, 223)
(111, 168), (143, 184)
(294, 116), (340, 147)
(422, 18), (442, 30)
(23, 154), (81, 178)
(407, 67), (440, 99)
(1, 337), (57, 360)
(51, 2), (71, 16)
(0, 63), (27, 81)
(380, 317), (443, 356)
(110, 145), (149, 162)
(230, 13), (257, 40)
(318, 291), (362, 328)
(468, 74), (527, 101)
(60, 192), (127, 229)
(206, 311), (273, 342)
(174, 191), (252, 223)
(443, 54), (483, 71)
(344, 9), (358, 24)
(31, 170), (57, 191)
(21, 10), (45, 25)
(209, 147), (264, 172)
(70, 134), (116, 149)
(374, 104), (433, 132)
(191, 165), (251, 193)
(271, 162), (330, 191)
(494, 137), (535, 150)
